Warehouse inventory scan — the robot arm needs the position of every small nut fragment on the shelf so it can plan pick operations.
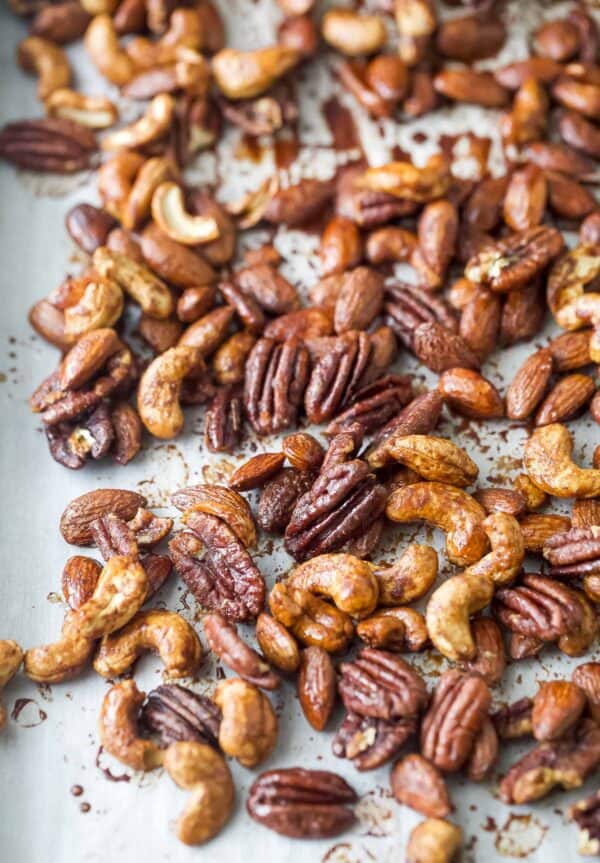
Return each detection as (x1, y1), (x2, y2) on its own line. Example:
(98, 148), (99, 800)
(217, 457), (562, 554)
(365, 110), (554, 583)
(391, 754), (451, 818)
(532, 680), (586, 742)
(98, 679), (163, 770)
(406, 818), (463, 863)
(298, 646), (336, 731)
(18, 36), (71, 100)
(524, 423), (600, 498)
(213, 678), (278, 767)
(137, 345), (203, 439)
(0, 641), (24, 729)
(151, 182), (219, 246)
(568, 790), (600, 858)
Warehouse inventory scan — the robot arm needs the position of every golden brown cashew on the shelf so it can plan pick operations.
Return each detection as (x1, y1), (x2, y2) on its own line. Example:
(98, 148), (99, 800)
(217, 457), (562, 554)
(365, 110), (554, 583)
(212, 46), (300, 100)
(93, 609), (203, 679)
(151, 182), (219, 246)
(98, 679), (164, 770)
(97, 152), (145, 222)
(17, 36), (71, 100)
(45, 89), (118, 129)
(84, 14), (136, 86)
(287, 553), (379, 619)
(386, 482), (489, 565)
(137, 345), (203, 439)
(126, 9), (204, 68)
(378, 435), (479, 488)
(425, 573), (494, 662)
(0, 641), (24, 729)
(371, 544), (438, 606)
(356, 608), (428, 652)
(122, 156), (175, 231)
(101, 94), (175, 152)
(524, 423), (600, 499)
(163, 741), (234, 845)
(62, 273), (124, 339)
(464, 513), (524, 586)
(213, 678), (278, 767)
(321, 8), (387, 56)
(93, 246), (174, 319)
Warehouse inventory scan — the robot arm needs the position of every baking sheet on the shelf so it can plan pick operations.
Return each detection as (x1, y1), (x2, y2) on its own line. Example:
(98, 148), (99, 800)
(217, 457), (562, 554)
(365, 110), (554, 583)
(1, 1), (599, 860)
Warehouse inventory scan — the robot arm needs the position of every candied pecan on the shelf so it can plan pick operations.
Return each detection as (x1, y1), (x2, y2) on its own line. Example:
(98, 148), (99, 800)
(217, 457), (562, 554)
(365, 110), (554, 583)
(90, 513), (137, 559)
(204, 385), (244, 454)
(493, 573), (584, 643)
(45, 402), (115, 469)
(326, 374), (414, 436)
(384, 282), (457, 350)
(391, 753), (451, 818)
(244, 337), (309, 435)
(0, 117), (96, 173)
(569, 790), (600, 858)
(338, 647), (428, 721)
(258, 468), (315, 535)
(236, 265), (300, 316)
(573, 662), (600, 723)
(247, 768), (357, 839)
(284, 459), (387, 562)
(421, 670), (491, 773)
(203, 612), (280, 690)
(333, 712), (416, 771)
(141, 683), (221, 748)
(465, 226), (564, 293)
(544, 526), (600, 577)
(169, 510), (265, 623)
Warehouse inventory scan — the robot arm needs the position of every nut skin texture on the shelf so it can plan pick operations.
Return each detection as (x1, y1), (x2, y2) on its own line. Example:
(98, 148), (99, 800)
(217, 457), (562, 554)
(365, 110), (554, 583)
(255, 613), (300, 673)
(524, 423), (600, 498)
(0, 641), (24, 730)
(334, 267), (384, 334)
(60, 488), (146, 545)
(532, 681), (587, 742)
(372, 544), (438, 606)
(298, 646), (336, 731)
(137, 345), (203, 439)
(282, 432), (325, 472)
(244, 337), (309, 436)
(204, 612), (280, 690)
(98, 680), (164, 771)
(213, 678), (278, 768)
(519, 513), (571, 553)
(391, 754), (451, 819)
(438, 368), (503, 420)
(320, 217), (363, 276)
(163, 741), (234, 846)
(61, 556), (102, 611)
(93, 609), (203, 679)
(229, 453), (285, 492)
(93, 247), (174, 319)
(383, 434), (478, 488)
(406, 818), (463, 863)
(287, 554), (379, 620)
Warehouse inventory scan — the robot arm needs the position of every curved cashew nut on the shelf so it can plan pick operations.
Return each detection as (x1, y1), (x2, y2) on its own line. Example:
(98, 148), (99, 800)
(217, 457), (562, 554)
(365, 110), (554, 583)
(287, 553), (379, 619)
(84, 14), (136, 86)
(164, 741), (234, 845)
(151, 182), (219, 246)
(356, 607), (428, 652)
(269, 582), (354, 653)
(548, 244), (600, 328)
(426, 573), (494, 662)
(98, 679), (164, 770)
(122, 156), (175, 231)
(137, 345), (203, 439)
(93, 246), (174, 319)
(212, 46), (300, 100)
(321, 8), (387, 56)
(465, 513), (524, 586)
(371, 544), (438, 606)
(126, 9), (204, 68)
(213, 678), (278, 767)
(45, 88), (118, 129)
(18, 36), (71, 100)
(63, 273), (124, 339)
(0, 641), (24, 729)
(93, 609), (203, 678)
(97, 152), (145, 222)
(386, 482), (489, 565)
(524, 423), (600, 499)
(101, 94), (175, 152)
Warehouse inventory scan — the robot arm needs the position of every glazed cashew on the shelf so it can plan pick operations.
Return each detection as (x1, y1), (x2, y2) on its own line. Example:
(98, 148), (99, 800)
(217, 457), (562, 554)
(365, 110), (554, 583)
(126, 9), (204, 68)
(371, 544), (438, 606)
(212, 46), (300, 100)
(24, 554), (147, 683)
(524, 424), (600, 499)
(163, 741), (234, 845)
(386, 482), (489, 566)
(84, 14), (136, 86)
(98, 679), (163, 770)
(0, 641), (24, 729)
(426, 573), (494, 662)
(45, 88), (118, 129)
(151, 183), (219, 246)
(379, 435), (479, 488)
(93, 609), (203, 679)
(101, 94), (175, 152)
(287, 553), (379, 619)
(97, 152), (145, 222)
(122, 156), (175, 231)
(62, 273), (124, 338)
(356, 608), (428, 652)
(321, 8), (387, 56)
(137, 345), (204, 439)
(93, 246), (174, 319)
(464, 513), (524, 586)
(269, 582), (354, 653)
(17, 36), (71, 100)
(213, 678), (278, 767)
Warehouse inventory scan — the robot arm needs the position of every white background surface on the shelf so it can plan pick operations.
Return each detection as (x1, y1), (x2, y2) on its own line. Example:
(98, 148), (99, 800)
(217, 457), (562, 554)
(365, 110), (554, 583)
(0, 1), (599, 860)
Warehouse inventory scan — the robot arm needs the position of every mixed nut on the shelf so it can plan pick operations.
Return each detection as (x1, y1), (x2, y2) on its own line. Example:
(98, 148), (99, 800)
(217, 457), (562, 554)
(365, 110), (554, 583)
(3, 0), (600, 858)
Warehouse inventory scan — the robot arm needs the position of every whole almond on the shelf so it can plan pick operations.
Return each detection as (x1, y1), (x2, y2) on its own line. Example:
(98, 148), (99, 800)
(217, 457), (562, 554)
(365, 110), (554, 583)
(436, 13), (506, 62)
(533, 19), (580, 61)
(503, 164), (547, 233)
(548, 329), (592, 372)
(178, 307), (234, 356)
(463, 176), (508, 232)
(494, 58), (562, 89)
(434, 68), (509, 107)
(572, 499), (600, 529)
(236, 264), (300, 315)
(474, 488), (526, 518)
(31, 2), (91, 43)
(547, 172), (596, 221)
(560, 111), (600, 160)
(505, 348), (554, 420)
(459, 289), (501, 362)
(298, 646), (336, 731)
(282, 432), (325, 471)
(255, 612), (300, 673)
(60, 489), (147, 545)
(438, 368), (503, 419)
(413, 322), (480, 373)
(391, 754), (451, 818)
(366, 226), (417, 264)
(334, 266), (384, 333)
(141, 223), (215, 288)
(319, 216), (363, 276)
(263, 308), (334, 342)
(229, 453), (286, 491)
(413, 200), (458, 289)
(519, 513), (571, 552)
(61, 555), (102, 609)
(532, 680), (586, 741)
(500, 283), (546, 346)
(534, 373), (596, 426)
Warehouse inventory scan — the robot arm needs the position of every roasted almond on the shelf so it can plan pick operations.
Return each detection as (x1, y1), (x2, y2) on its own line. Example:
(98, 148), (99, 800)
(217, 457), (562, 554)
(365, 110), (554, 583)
(334, 266), (384, 334)
(500, 283), (546, 346)
(282, 432), (324, 472)
(534, 373), (596, 426)
(474, 488), (526, 518)
(319, 216), (363, 276)
(438, 368), (503, 419)
(533, 19), (580, 61)
(436, 13), (505, 62)
(547, 329), (592, 372)
(391, 754), (451, 818)
(60, 488), (147, 545)
(413, 322), (480, 373)
(505, 348), (554, 420)
(503, 164), (547, 233)
(229, 453), (286, 491)
(459, 289), (501, 362)
(519, 513), (572, 553)
(434, 68), (509, 107)
(531, 680), (586, 741)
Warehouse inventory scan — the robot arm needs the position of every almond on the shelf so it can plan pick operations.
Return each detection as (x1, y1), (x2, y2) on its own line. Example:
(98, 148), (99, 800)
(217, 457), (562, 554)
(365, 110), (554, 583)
(438, 368), (503, 419)
(547, 329), (592, 372)
(534, 373), (596, 426)
(474, 488), (526, 518)
(503, 164), (547, 233)
(228, 453), (286, 491)
(319, 216), (363, 276)
(282, 432), (325, 472)
(519, 513), (571, 552)
(334, 266), (384, 334)
(532, 680), (586, 741)
(60, 488), (147, 545)
(434, 68), (509, 107)
(505, 348), (554, 420)
(391, 754), (451, 818)
(413, 322), (480, 373)
(459, 289), (501, 362)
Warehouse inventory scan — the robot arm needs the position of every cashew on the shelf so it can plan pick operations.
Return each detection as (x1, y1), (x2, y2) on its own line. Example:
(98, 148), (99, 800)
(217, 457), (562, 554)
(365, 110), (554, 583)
(287, 553), (379, 619)
(122, 156), (175, 231)
(126, 9), (204, 68)
(97, 152), (145, 222)
(213, 678), (278, 767)
(321, 8), (387, 56)
(101, 94), (175, 152)
(98, 679), (164, 770)
(0, 641), (23, 729)
(164, 741), (234, 845)
(386, 482), (489, 565)
(45, 88), (118, 129)
(93, 609), (203, 679)
(371, 544), (438, 606)
(84, 14), (136, 86)
(379, 435), (479, 488)
(269, 582), (354, 653)
(151, 182), (219, 246)
(465, 513), (524, 586)
(356, 607), (428, 652)
(93, 246), (174, 319)
(212, 46), (300, 100)
(524, 423), (600, 499)
(17, 36), (71, 101)
(63, 273), (124, 338)
(137, 345), (204, 439)
(24, 554), (147, 683)
(426, 573), (494, 662)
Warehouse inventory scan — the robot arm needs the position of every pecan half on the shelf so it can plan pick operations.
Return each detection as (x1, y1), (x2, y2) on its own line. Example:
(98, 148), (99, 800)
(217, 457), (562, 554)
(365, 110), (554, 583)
(326, 374), (414, 436)
(465, 226), (564, 293)
(0, 117), (96, 173)
(244, 337), (309, 435)
(338, 647), (428, 721)
(333, 712), (416, 771)
(141, 683), (221, 748)
(544, 526), (600, 577)
(257, 468), (316, 535)
(493, 573), (584, 643)
(205, 385), (244, 454)
(384, 282), (457, 350)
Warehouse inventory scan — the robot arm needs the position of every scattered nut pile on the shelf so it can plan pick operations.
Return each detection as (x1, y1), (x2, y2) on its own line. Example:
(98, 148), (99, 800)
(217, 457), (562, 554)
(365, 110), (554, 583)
(2, 0), (600, 857)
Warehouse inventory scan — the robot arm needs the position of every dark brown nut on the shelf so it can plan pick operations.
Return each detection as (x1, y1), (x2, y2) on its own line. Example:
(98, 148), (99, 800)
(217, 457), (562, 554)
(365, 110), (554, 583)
(44, 402), (116, 469)
(519, 513), (572, 553)
(499, 718), (600, 804)
(31, 2), (91, 43)
(568, 4), (598, 62)
(434, 68), (509, 107)
(244, 337), (309, 436)
(107, 227), (143, 262)
(282, 433), (325, 472)
(263, 177), (336, 227)
(494, 57), (563, 89)
(464, 716), (498, 782)
(0, 117), (96, 173)
(547, 172), (597, 221)
(560, 111), (600, 160)
(178, 307), (234, 357)
(338, 647), (428, 722)
(369, 389), (443, 463)
(500, 282), (546, 347)
(213, 331), (257, 385)
(334, 267), (384, 334)
(391, 754), (451, 818)
(218, 281), (265, 335)
(543, 526), (600, 578)
(466, 226), (564, 293)
(236, 265), (299, 316)
(534, 19), (580, 61)
(406, 819), (463, 863)
(61, 555), (102, 610)
(365, 226), (417, 264)
(421, 670), (491, 773)
(269, 582), (354, 653)
(338, 57), (404, 119)
(255, 612), (300, 673)
(503, 164), (547, 233)
(214, 678), (277, 768)
(573, 500), (600, 530)
(140, 223), (215, 289)
(355, 608), (428, 653)
(438, 368), (503, 420)
(413, 322), (480, 374)
(247, 768), (357, 839)
(326, 374), (413, 437)
(176, 286), (216, 324)
(111, 402), (142, 465)
(298, 646), (336, 731)
(229, 453), (285, 492)
(493, 573), (583, 644)
(65, 204), (116, 255)
(258, 468), (315, 535)
(505, 348), (554, 421)
(463, 178), (507, 234)
(204, 612), (280, 690)
(458, 289), (501, 363)
(403, 70), (437, 117)
(461, 618), (506, 687)
(186, 190), (235, 267)
(284, 459), (387, 562)
(205, 385), (244, 454)
(474, 488), (526, 518)
(581, 211), (600, 245)
(175, 484), (256, 549)
(532, 680), (587, 742)
(333, 712), (415, 771)
(412, 200), (458, 290)
(524, 142), (596, 181)
(535, 374), (596, 426)
(138, 314), (183, 354)
(548, 329), (593, 372)
(436, 12), (505, 61)
(569, 790), (600, 857)
(141, 683), (221, 748)
(384, 282), (457, 349)
(500, 77), (548, 147)
(60, 488), (146, 546)
(319, 216), (363, 276)
(169, 510), (265, 623)
(492, 697), (533, 740)
(573, 662), (600, 723)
